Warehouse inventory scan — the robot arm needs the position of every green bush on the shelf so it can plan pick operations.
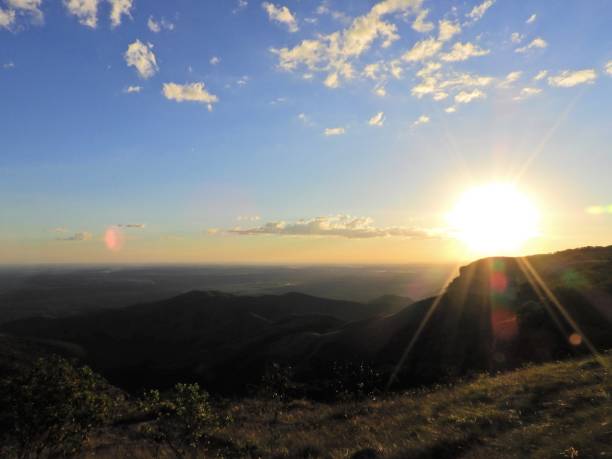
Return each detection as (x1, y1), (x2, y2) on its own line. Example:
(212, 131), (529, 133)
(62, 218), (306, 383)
(140, 383), (217, 458)
(0, 355), (116, 458)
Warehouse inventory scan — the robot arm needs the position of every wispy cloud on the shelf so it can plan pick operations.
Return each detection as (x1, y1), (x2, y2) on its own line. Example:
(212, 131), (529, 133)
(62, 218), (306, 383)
(210, 56), (221, 66)
(533, 70), (548, 81)
(368, 111), (385, 127)
(0, 7), (16, 29)
(498, 71), (522, 88)
(467, 0), (495, 23)
(64, 0), (98, 28)
(7, 0), (43, 24)
(548, 69), (597, 88)
(324, 127), (345, 136)
(526, 13), (537, 24)
(56, 231), (93, 241)
(412, 115), (430, 127)
(605, 61), (612, 76)
(438, 20), (460, 42)
(412, 8), (433, 33)
(117, 223), (146, 228)
(108, 0), (133, 28)
(455, 88), (486, 104)
(124, 40), (158, 79)
(148, 16), (174, 33)
(262, 2), (298, 32)
(441, 42), (489, 62)
(513, 87), (542, 101)
(403, 38), (442, 62)
(515, 37), (547, 53)
(227, 214), (439, 239)
(162, 82), (219, 111)
(123, 85), (142, 93)
(232, 0), (248, 14)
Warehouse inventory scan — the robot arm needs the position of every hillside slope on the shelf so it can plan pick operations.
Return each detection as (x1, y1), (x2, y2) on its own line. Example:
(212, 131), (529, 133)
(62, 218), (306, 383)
(87, 353), (612, 458)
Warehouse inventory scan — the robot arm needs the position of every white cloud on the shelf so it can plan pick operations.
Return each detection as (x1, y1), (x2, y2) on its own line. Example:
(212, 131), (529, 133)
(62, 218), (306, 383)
(124, 40), (158, 79)
(444, 106), (457, 113)
(118, 223), (146, 228)
(433, 91), (448, 101)
(511, 32), (523, 44)
(403, 38), (442, 62)
(210, 56), (221, 65)
(368, 111), (385, 126)
(64, 0), (98, 28)
(108, 0), (133, 28)
(467, 0), (494, 22)
(324, 127), (345, 136)
(227, 214), (437, 239)
(548, 69), (597, 87)
(7, 0), (43, 23)
(0, 7), (16, 29)
(262, 2), (298, 33)
(438, 20), (460, 42)
(163, 82), (219, 110)
(271, 0), (423, 88)
(455, 88), (486, 103)
(233, 0), (248, 14)
(374, 86), (386, 97)
(499, 71), (522, 88)
(147, 16), (160, 32)
(534, 70), (548, 81)
(412, 8), (433, 33)
(3, 61), (15, 69)
(123, 85), (142, 93)
(441, 42), (489, 62)
(526, 13), (536, 24)
(513, 87), (542, 101)
(605, 61), (612, 76)
(412, 115), (430, 127)
(515, 37), (547, 53)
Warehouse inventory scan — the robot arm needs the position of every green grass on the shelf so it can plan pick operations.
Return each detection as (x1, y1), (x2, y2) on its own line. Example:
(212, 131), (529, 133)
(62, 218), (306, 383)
(87, 354), (611, 458)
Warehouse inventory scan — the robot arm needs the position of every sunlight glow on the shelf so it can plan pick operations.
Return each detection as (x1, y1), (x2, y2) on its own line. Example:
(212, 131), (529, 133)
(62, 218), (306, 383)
(448, 183), (539, 255)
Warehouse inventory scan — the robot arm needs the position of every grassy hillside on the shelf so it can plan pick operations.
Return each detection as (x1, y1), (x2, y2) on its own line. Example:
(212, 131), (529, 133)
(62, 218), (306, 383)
(86, 353), (611, 458)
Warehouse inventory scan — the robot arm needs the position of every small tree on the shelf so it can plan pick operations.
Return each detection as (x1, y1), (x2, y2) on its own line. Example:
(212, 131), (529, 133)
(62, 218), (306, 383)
(0, 355), (116, 458)
(140, 383), (216, 458)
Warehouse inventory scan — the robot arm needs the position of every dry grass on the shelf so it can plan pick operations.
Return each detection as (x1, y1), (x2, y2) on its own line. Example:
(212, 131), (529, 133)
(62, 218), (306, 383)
(86, 354), (611, 458)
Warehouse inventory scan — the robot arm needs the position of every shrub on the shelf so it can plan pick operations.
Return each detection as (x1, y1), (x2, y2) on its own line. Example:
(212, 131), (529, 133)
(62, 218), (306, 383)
(0, 355), (116, 458)
(140, 383), (217, 458)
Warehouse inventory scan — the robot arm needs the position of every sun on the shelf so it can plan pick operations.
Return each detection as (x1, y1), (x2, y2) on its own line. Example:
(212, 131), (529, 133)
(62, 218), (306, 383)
(447, 183), (540, 255)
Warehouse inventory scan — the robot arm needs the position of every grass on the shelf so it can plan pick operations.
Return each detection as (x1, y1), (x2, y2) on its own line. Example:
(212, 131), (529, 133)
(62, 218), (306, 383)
(85, 354), (611, 458)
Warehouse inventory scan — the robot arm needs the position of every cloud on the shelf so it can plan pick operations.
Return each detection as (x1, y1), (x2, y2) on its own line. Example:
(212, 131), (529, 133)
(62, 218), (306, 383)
(455, 88), (486, 103)
(526, 13), (536, 24)
(163, 82), (219, 110)
(547, 69), (597, 87)
(403, 38), (442, 62)
(324, 127), (345, 136)
(124, 40), (158, 79)
(467, 0), (494, 22)
(0, 7), (16, 29)
(444, 106), (457, 113)
(374, 86), (386, 97)
(6, 0), (43, 23)
(64, 0), (98, 28)
(298, 113), (313, 125)
(108, 0), (133, 28)
(117, 223), (146, 228)
(3, 61), (15, 69)
(605, 61), (612, 76)
(210, 56), (221, 65)
(513, 87), (542, 101)
(368, 111), (385, 126)
(498, 71), (522, 88)
(148, 16), (174, 33)
(271, 0), (423, 88)
(438, 20), (460, 42)
(412, 114), (430, 127)
(57, 231), (93, 241)
(412, 8), (433, 33)
(533, 70), (548, 81)
(510, 32), (523, 44)
(123, 85), (142, 93)
(515, 37), (547, 53)
(440, 42), (489, 62)
(237, 215), (260, 222)
(262, 2), (298, 32)
(233, 0), (248, 14)
(411, 68), (493, 101)
(227, 214), (438, 239)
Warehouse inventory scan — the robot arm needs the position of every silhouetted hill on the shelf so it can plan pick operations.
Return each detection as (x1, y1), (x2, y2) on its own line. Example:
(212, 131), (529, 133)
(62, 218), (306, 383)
(2, 246), (611, 394)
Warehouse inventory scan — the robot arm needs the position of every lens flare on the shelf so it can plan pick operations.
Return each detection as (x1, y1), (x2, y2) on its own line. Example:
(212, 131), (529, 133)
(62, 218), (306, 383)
(447, 183), (540, 255)
(104, 226), (124, 252)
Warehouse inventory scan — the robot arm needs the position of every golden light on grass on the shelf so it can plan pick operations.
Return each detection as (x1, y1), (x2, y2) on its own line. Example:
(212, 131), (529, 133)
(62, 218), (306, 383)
(447, 183), (540, 255)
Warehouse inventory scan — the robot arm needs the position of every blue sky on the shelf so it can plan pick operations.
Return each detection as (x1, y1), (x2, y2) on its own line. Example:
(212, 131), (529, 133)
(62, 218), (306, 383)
(1, 0), (611, 264)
